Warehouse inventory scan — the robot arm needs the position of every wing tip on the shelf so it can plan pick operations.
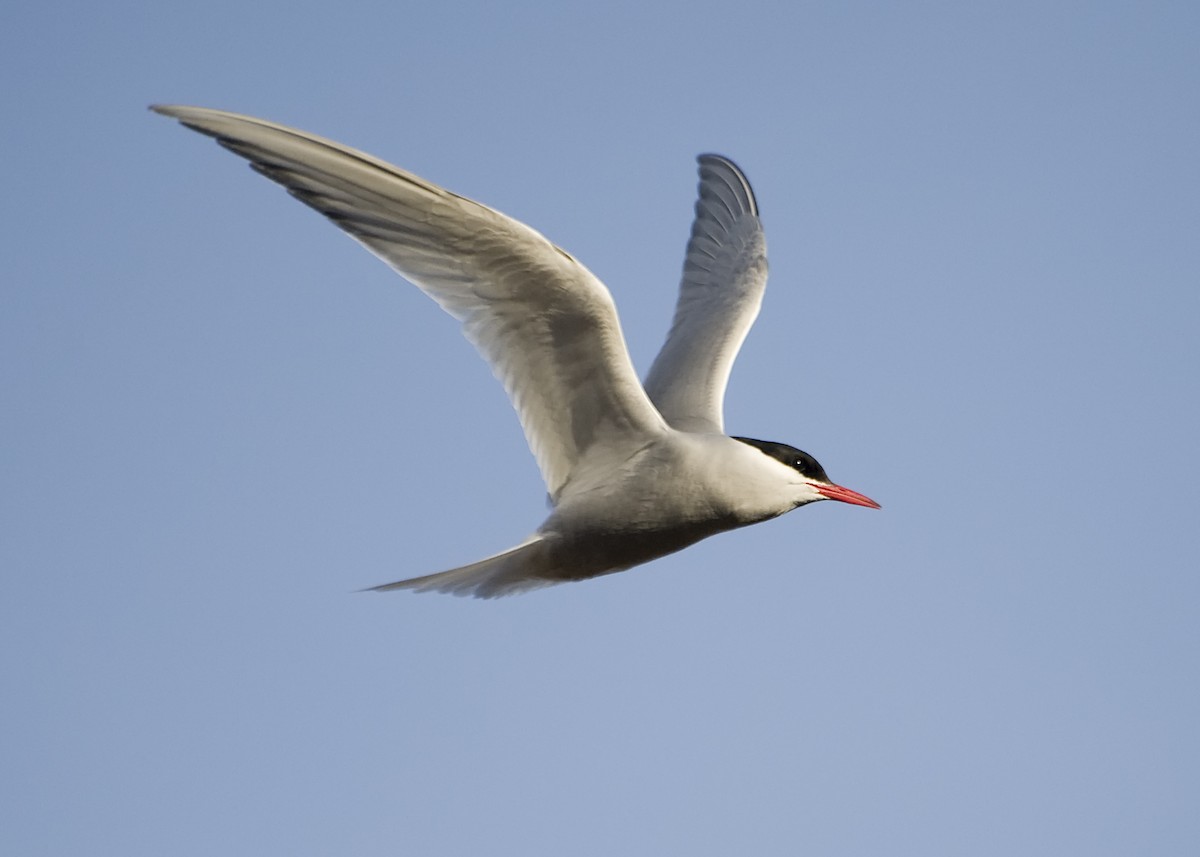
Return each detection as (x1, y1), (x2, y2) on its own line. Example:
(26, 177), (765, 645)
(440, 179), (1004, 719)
(694, 154), (758, 217)
(149, 103), (190, 119)
(696, 152), (739, 169)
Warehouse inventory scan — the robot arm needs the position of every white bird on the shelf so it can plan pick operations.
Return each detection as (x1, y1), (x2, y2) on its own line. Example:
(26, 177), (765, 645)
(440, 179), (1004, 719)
(153, 105), (879, 598)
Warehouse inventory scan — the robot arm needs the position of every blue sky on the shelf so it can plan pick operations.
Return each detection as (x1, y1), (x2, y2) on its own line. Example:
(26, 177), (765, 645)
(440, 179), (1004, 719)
(4, 2), (1198, 854)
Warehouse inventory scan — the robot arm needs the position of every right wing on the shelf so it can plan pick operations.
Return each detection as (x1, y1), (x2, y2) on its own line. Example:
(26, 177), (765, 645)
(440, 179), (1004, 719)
(643, 155), (767, 434)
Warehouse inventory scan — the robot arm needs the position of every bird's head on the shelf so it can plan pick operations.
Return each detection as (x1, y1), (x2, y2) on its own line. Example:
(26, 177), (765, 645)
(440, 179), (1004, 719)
(733, 437), (881, 510)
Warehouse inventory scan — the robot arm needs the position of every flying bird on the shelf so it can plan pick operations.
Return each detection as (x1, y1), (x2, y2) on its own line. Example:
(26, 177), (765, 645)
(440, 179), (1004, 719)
(153, 105), (879, 598)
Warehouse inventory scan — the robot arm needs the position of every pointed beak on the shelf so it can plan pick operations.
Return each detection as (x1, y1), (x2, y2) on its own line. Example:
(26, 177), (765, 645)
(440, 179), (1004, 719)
(810, 482), (881, 509)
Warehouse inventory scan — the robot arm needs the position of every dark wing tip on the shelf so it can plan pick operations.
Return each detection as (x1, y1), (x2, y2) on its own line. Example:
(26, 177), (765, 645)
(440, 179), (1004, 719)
(694, 153), (758, 217)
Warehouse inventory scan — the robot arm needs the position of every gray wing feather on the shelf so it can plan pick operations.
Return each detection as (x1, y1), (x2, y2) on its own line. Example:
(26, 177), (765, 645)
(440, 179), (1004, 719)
(643, 155), (767, 434)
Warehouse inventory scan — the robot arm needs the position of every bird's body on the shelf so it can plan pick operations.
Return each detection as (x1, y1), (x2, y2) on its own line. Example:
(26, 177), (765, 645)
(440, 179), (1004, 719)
(154, 105), (879, 597)
(381, 432), (819, 596)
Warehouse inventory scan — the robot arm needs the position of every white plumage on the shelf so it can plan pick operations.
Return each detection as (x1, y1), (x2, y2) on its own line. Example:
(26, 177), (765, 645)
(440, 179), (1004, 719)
(154, 105), (878, 598)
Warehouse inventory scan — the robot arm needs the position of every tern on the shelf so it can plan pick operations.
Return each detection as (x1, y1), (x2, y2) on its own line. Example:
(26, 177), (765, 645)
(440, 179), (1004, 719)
(153, 105), (879, 598)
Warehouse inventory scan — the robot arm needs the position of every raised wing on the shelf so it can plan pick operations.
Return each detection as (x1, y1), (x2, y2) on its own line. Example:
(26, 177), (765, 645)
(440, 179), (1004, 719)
(153, 105), (668, 500)
(643, 155), (767, 434)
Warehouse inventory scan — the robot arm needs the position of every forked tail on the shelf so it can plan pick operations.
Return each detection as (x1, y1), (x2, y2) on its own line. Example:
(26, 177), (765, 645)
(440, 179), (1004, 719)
(366, 535), (556, 599)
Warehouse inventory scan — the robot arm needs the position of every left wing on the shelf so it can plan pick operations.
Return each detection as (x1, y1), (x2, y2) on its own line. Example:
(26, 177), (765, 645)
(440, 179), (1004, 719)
(153, 105), (669, 500)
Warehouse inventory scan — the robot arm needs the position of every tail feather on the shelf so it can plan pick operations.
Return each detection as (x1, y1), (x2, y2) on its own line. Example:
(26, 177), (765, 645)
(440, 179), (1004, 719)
(366, 535), (556, 599)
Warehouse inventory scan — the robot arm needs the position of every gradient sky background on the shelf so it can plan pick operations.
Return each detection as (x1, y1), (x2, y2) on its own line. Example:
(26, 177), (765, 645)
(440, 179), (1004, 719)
(4, 2), (1199, 855)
